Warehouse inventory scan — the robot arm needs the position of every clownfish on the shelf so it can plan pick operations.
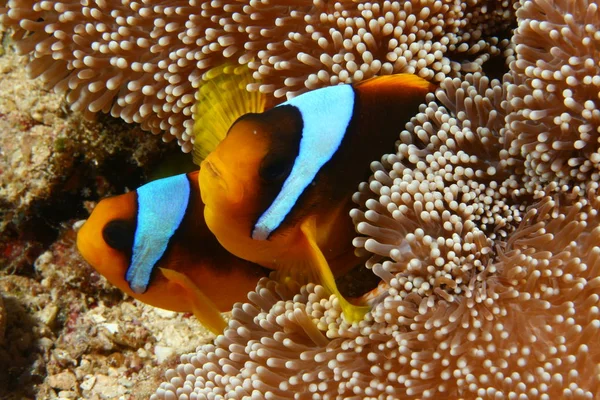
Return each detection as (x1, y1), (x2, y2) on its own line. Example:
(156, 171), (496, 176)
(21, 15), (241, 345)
(198, 73), (435, 322)
(76, 170), (270, 334)
(199, 74), (435, 322)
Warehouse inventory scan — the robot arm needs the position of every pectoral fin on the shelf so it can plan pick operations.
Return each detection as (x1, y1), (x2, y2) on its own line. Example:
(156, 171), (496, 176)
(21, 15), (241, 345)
(313, 197), (364, 278)
(159, 268), (227, 334)
(297, 217), (370, 323)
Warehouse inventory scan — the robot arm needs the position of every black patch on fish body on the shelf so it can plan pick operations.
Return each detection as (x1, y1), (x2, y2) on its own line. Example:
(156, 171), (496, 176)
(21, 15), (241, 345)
(258, 86), (360, 240)
(317, 79), (429, 199)
(103, 218), (136, 253)
(275, 92), (360, 235)
(229, 106), (304, 233)
(259, 78), (429, 238)
(102, 192), (139, 264)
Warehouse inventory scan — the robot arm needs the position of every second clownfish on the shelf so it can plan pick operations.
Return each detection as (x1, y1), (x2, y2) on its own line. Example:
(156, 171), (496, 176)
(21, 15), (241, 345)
(197, 72), (435, 322)
(77, 171), (272, 334)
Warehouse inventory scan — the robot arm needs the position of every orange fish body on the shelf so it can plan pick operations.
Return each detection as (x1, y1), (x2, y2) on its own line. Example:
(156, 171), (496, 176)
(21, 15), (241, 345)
(77, 171), (268, 333)
(199, 75), (435, 321)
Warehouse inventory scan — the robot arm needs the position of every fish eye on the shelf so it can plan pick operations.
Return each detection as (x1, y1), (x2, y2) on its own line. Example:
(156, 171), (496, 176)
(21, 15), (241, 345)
(102, 219), (135, 252)
(259, 156), (290, 183)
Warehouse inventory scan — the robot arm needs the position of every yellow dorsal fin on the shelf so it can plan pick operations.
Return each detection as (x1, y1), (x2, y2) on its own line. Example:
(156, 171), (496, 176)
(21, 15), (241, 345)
(192, 63), (267, 165)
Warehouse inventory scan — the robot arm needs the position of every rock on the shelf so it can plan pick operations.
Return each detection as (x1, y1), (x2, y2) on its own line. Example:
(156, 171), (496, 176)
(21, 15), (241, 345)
(38, 337), (54, 353)
(118, 377), (134, 388)
(152, 308), (177, 319)
(57, 390), (78, 399)
(0, 48), (211, 400)
(99, 323), (119, 335)
(47, 371), (77, 391)
(154, 346), (175, 364)
(89, 374), (127, 399)
(80, 375), (96, 392)
(0, 49), (169, 275)
(36, 304), (59, 327)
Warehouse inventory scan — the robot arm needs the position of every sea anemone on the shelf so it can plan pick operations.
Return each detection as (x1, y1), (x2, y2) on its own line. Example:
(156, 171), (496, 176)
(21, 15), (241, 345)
(152, 191), (600, 398)
(151, 0), (600, 394)
(351, 72), (528, 306)
(151, 69), (600, 399)
(0, 0), (515, 151)
(505, 0), (600, 189)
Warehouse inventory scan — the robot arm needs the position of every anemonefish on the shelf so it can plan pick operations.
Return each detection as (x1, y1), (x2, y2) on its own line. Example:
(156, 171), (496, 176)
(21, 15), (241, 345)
(198, 74), (435, 322)
(76, 170), (270, 334)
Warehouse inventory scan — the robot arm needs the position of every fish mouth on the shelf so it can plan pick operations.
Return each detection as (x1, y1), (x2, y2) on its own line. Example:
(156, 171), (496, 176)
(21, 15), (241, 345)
(201, 159), (245, 205)
(201, 159), (228, 196)
(202, 159), (222, 179)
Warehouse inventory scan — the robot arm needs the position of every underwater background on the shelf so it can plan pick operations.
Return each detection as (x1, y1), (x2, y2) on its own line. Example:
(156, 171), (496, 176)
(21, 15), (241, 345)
(1, 0), (600, 399)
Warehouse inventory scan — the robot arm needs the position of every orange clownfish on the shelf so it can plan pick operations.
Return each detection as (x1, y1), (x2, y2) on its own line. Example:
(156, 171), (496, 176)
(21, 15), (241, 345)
(198, 73), (435, 322)
(76, 170), (269, 334)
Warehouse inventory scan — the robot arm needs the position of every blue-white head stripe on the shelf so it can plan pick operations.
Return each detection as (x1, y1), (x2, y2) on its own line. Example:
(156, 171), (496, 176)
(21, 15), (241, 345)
(252, 84), (355, 240)
(126, 173), (190, 293)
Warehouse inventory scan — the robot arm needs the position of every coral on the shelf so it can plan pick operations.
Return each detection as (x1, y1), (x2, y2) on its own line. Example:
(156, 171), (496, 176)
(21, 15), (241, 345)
(351, 73), (530, 306)
(0, 0), (515, 151)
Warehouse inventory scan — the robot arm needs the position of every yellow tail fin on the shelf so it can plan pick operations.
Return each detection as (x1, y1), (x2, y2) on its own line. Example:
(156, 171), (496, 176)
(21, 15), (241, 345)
(192, 64), (266, 165)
